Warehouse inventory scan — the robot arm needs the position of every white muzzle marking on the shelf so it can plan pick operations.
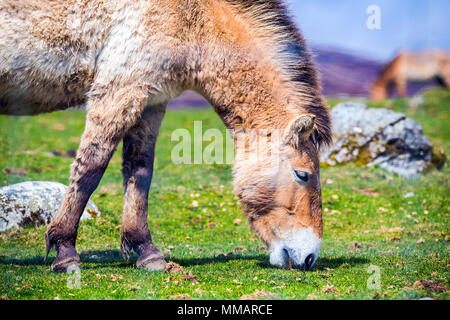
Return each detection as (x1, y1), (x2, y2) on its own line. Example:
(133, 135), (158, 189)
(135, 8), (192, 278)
(269, 227), (321, 269)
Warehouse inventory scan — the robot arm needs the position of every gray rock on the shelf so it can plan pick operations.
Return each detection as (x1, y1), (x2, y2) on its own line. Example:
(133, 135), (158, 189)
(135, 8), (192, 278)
(320, 102), (443, 178)
(0, 181), (100, 232)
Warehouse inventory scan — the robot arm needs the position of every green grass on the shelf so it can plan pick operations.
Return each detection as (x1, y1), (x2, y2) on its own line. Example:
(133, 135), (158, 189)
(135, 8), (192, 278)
(0, 88), (449, 300)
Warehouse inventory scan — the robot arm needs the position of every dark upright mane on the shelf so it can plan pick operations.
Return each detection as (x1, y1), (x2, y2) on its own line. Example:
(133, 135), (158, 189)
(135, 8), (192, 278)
(226, 0), (332, 149)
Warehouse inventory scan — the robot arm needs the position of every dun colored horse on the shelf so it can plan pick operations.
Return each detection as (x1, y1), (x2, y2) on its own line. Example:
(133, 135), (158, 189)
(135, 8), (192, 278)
(371, 50), (450, 101)
(0, 0), (331, 272)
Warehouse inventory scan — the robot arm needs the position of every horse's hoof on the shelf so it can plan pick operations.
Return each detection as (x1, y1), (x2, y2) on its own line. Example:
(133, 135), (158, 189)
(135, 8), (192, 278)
(51, 256), (81, 273)
(136, 254), (167, 271)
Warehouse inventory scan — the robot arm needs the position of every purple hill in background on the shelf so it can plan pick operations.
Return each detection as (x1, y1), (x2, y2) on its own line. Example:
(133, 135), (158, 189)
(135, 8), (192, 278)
(167, 47), (441, 109)
(313, 46), (441, 98)
(167, 90), (209, 109)
(312, 47), (381, 98)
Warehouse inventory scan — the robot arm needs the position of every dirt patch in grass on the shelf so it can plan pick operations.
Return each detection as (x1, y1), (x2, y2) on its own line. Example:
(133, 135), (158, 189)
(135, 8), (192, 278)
(182, 273), (200, 283)
(240, 290), (277, 300)
(322, 285), (339, 294)
(3, 168), (27, 176)
(164, 261), (200, 283)
(413, 280), (448, 292)
(378, 227), (404, 233)
(164, 262), (183, 274)
(354, 188), (379, 197)
(169, 293), (191, 300)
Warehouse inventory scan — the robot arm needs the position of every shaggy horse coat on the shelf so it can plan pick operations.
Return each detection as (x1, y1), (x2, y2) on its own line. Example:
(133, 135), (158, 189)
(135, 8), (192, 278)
(0, 0), (331, 271)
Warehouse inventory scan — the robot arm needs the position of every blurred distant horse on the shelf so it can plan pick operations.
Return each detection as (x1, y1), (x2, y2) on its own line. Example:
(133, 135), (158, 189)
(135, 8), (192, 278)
(371, 51), (450, 101)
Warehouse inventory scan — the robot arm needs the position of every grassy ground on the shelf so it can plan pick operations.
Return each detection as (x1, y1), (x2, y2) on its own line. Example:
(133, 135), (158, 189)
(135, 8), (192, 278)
(0, 88), (448, 300)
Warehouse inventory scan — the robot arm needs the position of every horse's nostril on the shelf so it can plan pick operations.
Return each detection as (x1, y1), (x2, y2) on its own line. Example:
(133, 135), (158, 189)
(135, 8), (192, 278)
(282, 248), (291, 267)
(305, 254), (315, 270)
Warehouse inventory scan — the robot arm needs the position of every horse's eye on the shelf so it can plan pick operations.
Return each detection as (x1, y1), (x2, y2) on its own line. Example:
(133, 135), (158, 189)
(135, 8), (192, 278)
(292, 169), (310, 183)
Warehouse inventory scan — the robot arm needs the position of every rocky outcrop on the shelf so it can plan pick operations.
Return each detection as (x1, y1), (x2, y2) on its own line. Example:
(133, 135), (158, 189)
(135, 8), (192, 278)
(320, 102), (445, 178)
(0, 181), (100, 232)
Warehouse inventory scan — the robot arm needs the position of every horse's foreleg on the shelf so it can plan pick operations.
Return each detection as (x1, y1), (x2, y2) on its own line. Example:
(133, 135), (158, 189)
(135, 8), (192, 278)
(120, 104), (166, 271)
(395, 76), (407, 98)
(439, 65), (450, 89)
(45, 84), (148, 272)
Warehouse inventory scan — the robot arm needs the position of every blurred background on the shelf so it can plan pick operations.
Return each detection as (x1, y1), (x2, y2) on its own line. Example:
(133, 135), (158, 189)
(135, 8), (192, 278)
(169, 0), (450, 108)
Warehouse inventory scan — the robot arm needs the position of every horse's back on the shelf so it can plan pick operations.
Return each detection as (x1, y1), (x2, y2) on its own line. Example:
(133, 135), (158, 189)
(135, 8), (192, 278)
(0, 0), (112, 115)
(402, 51), (450, 81)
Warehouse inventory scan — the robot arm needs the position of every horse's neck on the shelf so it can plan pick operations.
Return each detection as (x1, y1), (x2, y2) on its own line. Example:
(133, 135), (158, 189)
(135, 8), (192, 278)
(192, 44), (300, 132)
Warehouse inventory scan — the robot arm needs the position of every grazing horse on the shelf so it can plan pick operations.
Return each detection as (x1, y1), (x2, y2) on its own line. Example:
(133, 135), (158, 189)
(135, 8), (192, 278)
(0, 0), (331, 272)
(371, 50), (450, 101)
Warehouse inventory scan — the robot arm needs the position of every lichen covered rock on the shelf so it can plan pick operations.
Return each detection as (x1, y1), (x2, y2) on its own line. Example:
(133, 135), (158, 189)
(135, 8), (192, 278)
(320, 102), (445, 178)
(0, 181), (100, 232)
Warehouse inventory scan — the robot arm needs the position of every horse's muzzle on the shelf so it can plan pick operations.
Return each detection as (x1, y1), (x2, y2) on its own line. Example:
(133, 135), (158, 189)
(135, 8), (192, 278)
(268, 227), (321, 270)
(283, 248), (315, 270)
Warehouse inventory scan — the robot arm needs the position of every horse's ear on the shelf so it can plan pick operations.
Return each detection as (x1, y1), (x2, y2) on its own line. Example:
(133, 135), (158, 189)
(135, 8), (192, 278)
(283, 114), (316, 148)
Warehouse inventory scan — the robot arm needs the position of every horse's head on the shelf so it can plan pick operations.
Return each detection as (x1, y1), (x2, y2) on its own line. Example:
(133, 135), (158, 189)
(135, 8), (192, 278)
(233, 114), (323, 270)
